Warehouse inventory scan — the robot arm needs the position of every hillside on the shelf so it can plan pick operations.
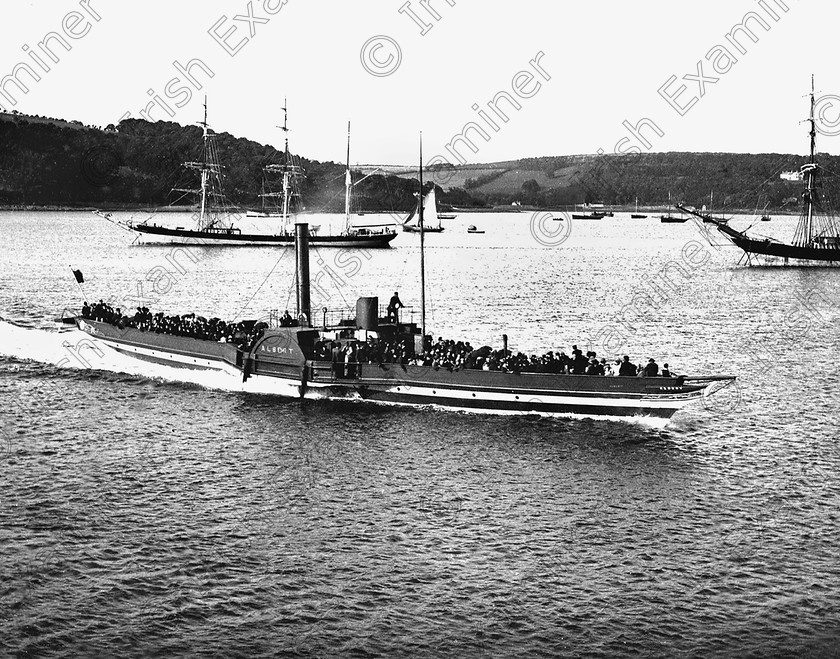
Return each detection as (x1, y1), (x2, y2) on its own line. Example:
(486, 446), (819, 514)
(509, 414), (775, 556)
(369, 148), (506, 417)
(0, 112), (420, 212)
(398, 152), (840, 211)
(1, 112), (837, 212)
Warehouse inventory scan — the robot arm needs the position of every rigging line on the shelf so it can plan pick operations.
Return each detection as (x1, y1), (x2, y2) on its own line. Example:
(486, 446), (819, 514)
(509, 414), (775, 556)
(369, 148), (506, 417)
(232, 249), (290, 322)
(284, 277), (296, 314)
(311, 243), (352, 313)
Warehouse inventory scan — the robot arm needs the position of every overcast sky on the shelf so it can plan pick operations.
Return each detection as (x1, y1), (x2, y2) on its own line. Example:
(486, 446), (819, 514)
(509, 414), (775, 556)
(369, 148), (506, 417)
(1, 0), (836, 166)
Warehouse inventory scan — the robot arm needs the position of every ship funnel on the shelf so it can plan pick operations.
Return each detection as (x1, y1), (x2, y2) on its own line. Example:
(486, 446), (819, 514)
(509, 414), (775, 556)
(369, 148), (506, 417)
(295, 223), (311, 327)
(356, 297), (379, 330)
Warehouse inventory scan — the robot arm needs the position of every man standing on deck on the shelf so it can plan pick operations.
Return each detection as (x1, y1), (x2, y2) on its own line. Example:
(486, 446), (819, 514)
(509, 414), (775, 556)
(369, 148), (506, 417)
(619, 355), (637, 376)
(387, 292), (404, 323)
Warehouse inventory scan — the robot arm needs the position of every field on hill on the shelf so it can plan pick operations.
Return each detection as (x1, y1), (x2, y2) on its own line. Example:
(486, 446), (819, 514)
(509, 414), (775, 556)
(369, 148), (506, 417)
(3, 112), (838, 212)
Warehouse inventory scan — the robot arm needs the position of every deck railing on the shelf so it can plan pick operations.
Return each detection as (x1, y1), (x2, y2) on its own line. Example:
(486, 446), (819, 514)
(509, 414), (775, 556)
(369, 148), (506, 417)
(261, 305), (419, 329)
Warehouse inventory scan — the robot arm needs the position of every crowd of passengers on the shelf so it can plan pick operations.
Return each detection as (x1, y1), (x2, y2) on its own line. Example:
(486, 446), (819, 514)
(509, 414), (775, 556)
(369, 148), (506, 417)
(315, 336), (676, 377)
(83, 300), (674, 376)
(81, 300), (266, 347)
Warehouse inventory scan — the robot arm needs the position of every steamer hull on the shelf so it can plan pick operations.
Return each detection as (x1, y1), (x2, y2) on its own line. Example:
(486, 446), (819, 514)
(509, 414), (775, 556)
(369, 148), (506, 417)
(77, 319), (728, 425)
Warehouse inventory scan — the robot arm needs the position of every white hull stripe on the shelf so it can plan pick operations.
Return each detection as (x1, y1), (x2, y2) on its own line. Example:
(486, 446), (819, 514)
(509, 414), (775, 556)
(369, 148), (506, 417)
(96, 337), (703, 418)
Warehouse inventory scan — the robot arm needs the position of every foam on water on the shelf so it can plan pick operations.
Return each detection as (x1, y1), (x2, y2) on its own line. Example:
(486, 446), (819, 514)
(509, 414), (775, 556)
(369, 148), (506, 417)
(0, 320), (243, 394)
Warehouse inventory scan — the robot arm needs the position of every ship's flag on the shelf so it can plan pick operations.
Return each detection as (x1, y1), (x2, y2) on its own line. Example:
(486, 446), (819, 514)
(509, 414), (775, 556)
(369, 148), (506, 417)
(72, 269), (84, 284)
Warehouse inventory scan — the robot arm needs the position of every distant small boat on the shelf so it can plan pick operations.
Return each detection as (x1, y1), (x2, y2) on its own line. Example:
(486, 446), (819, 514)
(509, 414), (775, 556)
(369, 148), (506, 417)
(570, 205), (605, 220)
(403, 188), (445, 233)
(660, 191), (685, 223)
(438, 213), (457, 220)
(631, 197), (647, 219)
(467, 225), (485, 234)
(761, 215), (771, 222)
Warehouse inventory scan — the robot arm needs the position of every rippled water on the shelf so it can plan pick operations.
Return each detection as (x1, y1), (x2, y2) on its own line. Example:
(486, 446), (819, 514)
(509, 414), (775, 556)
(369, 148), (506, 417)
(2, 210), (840, 656)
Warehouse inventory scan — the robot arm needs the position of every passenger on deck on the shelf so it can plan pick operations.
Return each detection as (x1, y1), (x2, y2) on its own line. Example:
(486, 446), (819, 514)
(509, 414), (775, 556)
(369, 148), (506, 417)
(344, 344), (357, 378)
(280, 310), (294, 326)
(387, 292), (404, 324)
(571, 349), (588, 375)
(643, 358), (659, 377)
(81, 302), (90, 319)
(331, 342), (344, 377)
(661, 363), (672, 377)
(618, 355), (637, 376)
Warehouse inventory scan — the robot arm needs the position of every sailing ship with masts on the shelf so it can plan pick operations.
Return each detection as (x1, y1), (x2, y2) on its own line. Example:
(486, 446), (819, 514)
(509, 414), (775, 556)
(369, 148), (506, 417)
(101, 101), (397, 248)
(69, 134), (736, 426)
(678, 77), (840, 264)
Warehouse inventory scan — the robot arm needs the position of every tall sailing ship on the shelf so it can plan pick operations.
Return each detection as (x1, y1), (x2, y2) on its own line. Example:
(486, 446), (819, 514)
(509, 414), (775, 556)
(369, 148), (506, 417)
(99, 101), (397, 248)
(678, 77), (840, 264)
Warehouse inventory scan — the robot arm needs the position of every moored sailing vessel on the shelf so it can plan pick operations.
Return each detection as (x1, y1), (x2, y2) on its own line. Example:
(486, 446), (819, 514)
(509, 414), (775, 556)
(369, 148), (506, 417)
(403, 187), (445, 233)
(97, 101), (397, 249)
(630, 197), (647, 219)
(678, 77), (840, 264)
(660, 191), (686, 223)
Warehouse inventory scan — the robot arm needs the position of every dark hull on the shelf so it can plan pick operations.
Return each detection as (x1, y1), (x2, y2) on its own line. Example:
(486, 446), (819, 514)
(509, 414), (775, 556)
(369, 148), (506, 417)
(730, 234), (840, 262)
(675, 204), (840, 263)
(630, 214), (647, 219)
(403, 225), (444, 233)
(76, 319), (733, 425)
(660, 216), (687, 223)
(571, 214), (604, 220)
(134, 223), (397, 248)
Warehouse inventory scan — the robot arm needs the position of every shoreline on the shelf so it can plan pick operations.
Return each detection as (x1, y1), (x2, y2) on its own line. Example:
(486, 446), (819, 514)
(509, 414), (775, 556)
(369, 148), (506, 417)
(0, 204), (801, 216)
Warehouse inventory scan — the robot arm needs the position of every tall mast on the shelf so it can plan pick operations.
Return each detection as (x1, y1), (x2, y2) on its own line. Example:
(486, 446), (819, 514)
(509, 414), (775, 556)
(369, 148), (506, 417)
(199, 96), (209, 228)
(345, 121), (352, 233)
(419, 132), (426, 343)
(281, 99), (291, 231)
(179, 95), (224, 230)
(809, 74), (817, 165)
(806, 74), (816, 243)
